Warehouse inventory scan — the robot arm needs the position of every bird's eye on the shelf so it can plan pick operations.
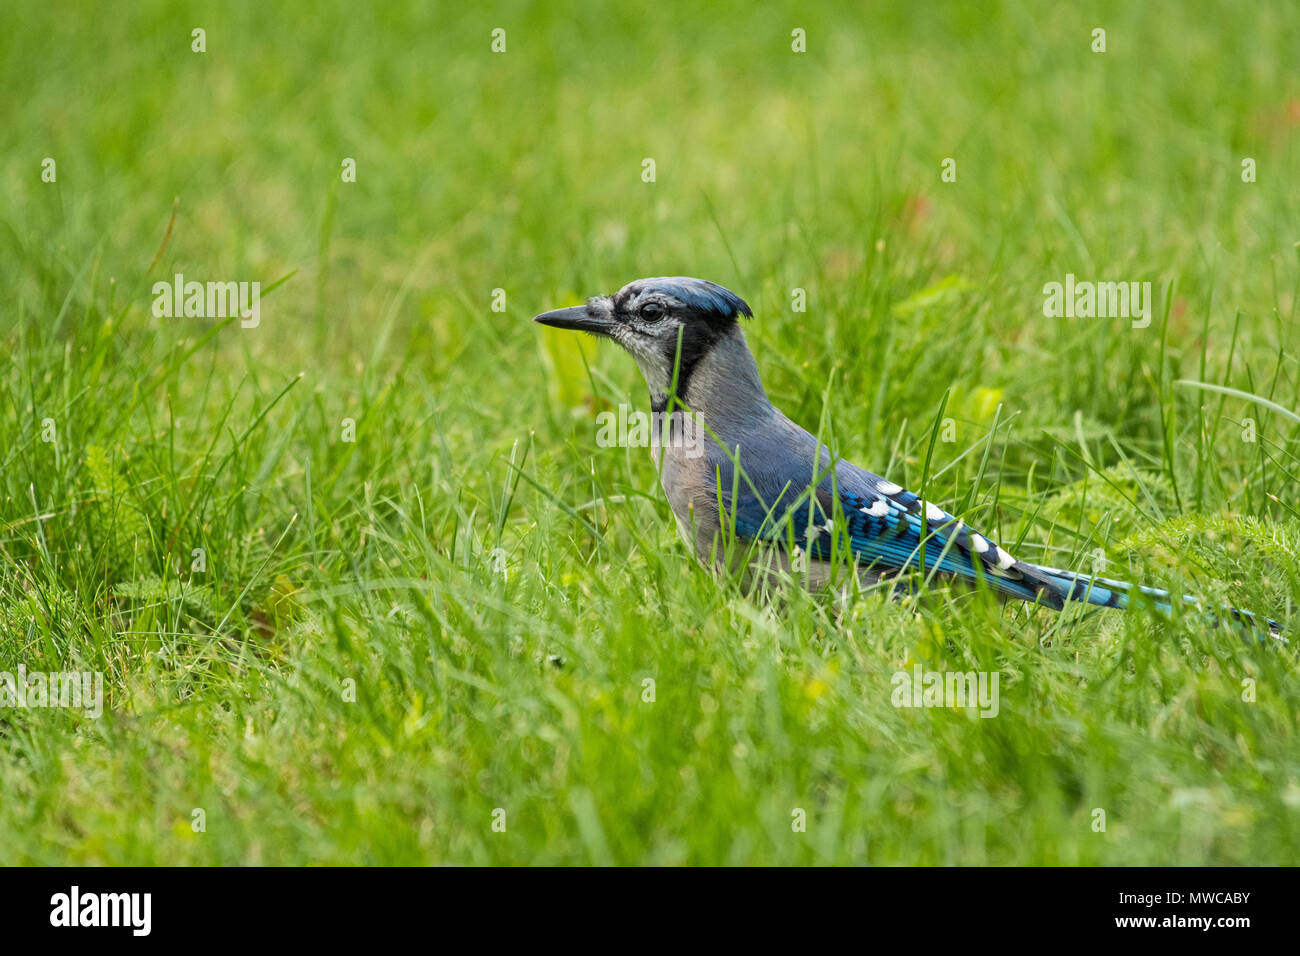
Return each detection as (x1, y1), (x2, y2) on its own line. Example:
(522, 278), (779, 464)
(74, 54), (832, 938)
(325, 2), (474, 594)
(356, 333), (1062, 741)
(640, 302), (664, 320)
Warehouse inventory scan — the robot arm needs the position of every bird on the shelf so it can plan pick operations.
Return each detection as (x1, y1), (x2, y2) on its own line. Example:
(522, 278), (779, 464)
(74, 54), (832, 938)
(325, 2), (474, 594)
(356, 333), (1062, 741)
(535, 276), (1282, 637)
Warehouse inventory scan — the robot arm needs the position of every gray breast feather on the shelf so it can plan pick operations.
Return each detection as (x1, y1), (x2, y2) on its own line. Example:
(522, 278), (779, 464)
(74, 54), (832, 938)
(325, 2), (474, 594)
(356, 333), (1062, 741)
(658, 407), (880, 565)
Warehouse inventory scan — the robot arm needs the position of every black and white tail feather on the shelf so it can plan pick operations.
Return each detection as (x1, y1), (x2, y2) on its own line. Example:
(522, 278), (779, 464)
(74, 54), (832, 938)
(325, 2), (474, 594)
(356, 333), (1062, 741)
(814, 481), (1288, 642)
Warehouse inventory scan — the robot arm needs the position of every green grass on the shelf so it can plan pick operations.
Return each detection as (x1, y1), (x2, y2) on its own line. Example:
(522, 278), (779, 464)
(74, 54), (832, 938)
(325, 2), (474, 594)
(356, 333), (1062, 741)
(2, 0), (1299, 864)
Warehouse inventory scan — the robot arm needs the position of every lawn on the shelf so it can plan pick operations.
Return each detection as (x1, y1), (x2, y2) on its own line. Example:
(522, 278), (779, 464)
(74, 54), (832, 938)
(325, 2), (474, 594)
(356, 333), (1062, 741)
(1, 0), (1297, 864)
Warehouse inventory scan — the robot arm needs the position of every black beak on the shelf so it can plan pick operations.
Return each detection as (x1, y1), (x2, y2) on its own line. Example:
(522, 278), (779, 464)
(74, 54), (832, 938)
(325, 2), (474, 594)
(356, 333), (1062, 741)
(533, 305), (615, 336)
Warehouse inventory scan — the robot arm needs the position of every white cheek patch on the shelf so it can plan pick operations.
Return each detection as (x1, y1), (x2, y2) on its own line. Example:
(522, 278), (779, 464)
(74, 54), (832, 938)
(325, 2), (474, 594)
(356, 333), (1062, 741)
(623, 325), (685, 391)
(630, 351), (670, 395)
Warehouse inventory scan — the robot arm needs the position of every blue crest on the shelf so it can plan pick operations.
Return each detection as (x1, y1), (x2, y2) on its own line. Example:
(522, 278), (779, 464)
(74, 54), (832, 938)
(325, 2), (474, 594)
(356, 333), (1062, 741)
(618, 277), (752, 320)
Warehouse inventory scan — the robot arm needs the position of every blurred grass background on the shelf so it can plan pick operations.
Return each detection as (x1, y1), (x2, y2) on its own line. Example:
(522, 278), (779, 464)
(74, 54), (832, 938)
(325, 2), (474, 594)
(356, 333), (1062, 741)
(0, 0), (1298, 864)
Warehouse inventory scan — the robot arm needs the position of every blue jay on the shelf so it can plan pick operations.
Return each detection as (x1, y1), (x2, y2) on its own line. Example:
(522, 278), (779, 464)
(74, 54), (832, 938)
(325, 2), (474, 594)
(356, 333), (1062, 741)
(536, 277), (1282, 635)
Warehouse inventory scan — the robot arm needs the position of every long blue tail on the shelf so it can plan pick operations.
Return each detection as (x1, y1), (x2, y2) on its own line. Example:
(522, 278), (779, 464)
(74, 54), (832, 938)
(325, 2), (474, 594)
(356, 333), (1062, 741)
(1023, 562), (1285, 639)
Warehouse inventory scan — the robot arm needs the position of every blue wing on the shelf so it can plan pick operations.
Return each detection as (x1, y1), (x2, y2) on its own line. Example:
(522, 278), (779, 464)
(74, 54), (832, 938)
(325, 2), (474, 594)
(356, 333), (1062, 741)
(715, 463), (1281, 635)
(725, 481), (1120, 608)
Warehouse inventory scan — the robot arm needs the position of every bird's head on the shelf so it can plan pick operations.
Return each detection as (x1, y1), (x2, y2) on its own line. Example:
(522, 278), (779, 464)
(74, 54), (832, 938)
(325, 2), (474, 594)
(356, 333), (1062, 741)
(534, 277), (752, 404)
